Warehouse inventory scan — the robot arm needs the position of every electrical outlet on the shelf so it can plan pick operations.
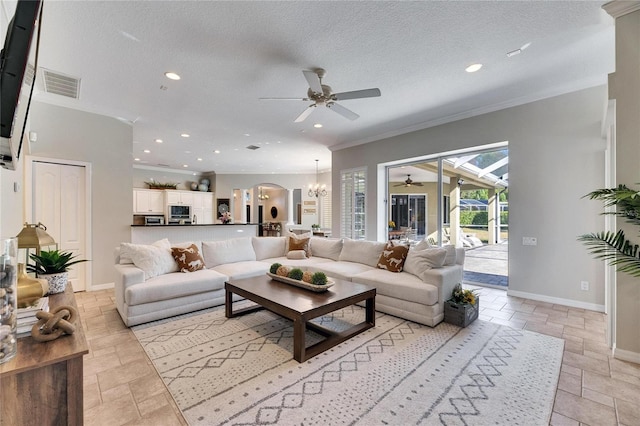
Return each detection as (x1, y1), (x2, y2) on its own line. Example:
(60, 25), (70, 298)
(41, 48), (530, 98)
(580, 281), (589, 291)
(522, 237), (537, 246)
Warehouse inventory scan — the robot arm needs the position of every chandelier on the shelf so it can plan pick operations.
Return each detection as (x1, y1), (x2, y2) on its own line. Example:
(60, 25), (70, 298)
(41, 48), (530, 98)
(308, 159), (327, 197)
(258, 186), (269, 201)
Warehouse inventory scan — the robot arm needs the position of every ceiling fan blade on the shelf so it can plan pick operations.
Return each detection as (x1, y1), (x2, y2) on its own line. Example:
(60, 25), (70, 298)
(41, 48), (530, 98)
(294, 104), (316, 123)
(303, 70), (323, 94)
(414, 182), (424, 186)
(327, 102), (359, 121)
(332, 88), (381, 101)
(260, 97), (309, 101)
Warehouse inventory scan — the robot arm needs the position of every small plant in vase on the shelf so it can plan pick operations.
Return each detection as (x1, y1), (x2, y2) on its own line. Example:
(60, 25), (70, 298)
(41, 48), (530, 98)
(28, 249), (89, 294)
(220, 211), (232, 224)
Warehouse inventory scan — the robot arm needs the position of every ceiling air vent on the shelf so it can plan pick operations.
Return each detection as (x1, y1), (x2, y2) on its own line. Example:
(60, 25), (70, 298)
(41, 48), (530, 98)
(157, 163), (171, 168)
(246, 145), (260, 150)
(42, 68), (80, 99)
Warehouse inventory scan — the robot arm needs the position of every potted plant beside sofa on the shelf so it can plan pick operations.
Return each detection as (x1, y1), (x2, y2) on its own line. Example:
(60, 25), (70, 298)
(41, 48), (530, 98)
(28, 249), (89, 294)
(444, 283), (480, 327)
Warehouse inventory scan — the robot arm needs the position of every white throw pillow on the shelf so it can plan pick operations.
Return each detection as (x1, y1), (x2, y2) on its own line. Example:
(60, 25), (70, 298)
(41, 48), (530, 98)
(310, 237), (343, 261)
(252, 236), (286, 260)
(202, 237), (257, 267)
(120, 239), (178, 280)
(338, 239), (386, 267)
(443, 244), (457, 266)
(404, 247), (447, 279)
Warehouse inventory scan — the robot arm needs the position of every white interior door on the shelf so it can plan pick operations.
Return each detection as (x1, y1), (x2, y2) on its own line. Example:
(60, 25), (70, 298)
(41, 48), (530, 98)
(33, 161), (87, 291)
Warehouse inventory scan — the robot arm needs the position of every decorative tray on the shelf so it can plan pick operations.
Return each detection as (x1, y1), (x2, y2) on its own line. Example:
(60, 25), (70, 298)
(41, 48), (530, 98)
(267, 272), (334, 292)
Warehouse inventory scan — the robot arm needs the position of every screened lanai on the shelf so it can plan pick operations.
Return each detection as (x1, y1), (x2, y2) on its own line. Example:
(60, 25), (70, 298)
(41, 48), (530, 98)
(387, 147), (508, 288)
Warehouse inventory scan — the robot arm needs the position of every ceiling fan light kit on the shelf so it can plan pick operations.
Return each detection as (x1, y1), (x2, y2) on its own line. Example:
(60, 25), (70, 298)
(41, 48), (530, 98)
(262, 68), (381, 123)
(394, 174), (424, 187)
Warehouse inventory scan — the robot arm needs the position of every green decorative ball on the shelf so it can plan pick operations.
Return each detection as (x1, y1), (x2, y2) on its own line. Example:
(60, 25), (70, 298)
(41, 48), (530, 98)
(269, 263), (282, 274)
(311, 272), (328, 285)
(288, 268), (304, 281)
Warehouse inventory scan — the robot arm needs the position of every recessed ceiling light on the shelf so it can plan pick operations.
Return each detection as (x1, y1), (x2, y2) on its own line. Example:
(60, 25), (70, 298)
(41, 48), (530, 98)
(183, 164), (189, 168)
(313, 123), (323, 128)
(155, 139), (163, 143)
(465, 63), (482, 73)
(181, 133), (190, 138)
(197, 158), (203, 161)
(143, 149), (150, 153)
(185, 150), (191, 154)
(244, 133), (250, 137)
(134, 158), (140, 161)
(165, 72), (181, 80)
(214, 150), (221, 154)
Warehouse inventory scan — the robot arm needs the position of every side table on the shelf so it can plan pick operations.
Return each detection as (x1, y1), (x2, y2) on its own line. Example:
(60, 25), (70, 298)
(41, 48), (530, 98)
(0, 284), (89, 425)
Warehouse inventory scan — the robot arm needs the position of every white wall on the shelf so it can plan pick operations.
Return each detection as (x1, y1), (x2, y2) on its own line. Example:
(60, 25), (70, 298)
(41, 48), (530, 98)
(28, 102), (132, 287)
(215, 172), (329, 226)
(332, 86), (607, 310)
(607, 7), (640, 359)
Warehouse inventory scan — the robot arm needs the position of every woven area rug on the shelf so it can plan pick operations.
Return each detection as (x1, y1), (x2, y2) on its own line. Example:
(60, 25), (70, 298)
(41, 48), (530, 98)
(133, 302), (564, 425)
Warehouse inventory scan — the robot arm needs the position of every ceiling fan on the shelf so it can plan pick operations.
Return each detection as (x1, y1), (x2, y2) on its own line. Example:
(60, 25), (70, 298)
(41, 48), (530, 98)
(394, 174), (424, 187)
(261, 68), (381, 122)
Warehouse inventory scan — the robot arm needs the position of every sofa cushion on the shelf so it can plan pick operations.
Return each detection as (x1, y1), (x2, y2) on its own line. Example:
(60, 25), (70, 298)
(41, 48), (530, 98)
(171, 244), (205, 272)
(120, 239), (178, 279)
(310, 237), (343, 261)
(404, 247), (446, 279)
(263, 256), (334, 268)
(313, 261), (376, 281)
(352, 269), (439, 306)
(284, 231), (312, 252)
(125, 269), (228, 305)
(339, 239), (386, 268)
(288, 234), (311, 257)
(212, 261), (269, 281)
(202, 237), (257, 267)
(377, 241), (409, 272)
(252, 236), (286, 260)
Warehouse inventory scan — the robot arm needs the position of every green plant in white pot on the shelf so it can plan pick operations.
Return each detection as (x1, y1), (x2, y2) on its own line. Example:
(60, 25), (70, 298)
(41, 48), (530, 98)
(28, 250), (89, 294)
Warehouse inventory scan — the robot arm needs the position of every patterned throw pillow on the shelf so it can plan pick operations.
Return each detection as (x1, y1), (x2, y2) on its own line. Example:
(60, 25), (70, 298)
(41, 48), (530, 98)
(171, 244), (205, 273)
(288, 235), (311, 257)
(377, 241), (409, 272)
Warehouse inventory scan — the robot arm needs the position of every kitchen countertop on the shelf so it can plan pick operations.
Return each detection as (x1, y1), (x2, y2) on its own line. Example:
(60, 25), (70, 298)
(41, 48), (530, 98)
(131, 223), (260, 227)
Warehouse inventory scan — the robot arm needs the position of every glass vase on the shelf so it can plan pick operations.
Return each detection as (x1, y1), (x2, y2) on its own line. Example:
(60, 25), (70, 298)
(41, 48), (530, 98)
(0, 237), (18, 364)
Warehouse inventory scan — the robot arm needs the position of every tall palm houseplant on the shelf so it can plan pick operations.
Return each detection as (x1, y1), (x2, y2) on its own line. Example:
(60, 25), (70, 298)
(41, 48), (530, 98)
(579, 184), (640, 277)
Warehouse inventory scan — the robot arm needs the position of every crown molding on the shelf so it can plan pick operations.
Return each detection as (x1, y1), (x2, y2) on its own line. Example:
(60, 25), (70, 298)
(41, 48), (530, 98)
(330, 76), (607, 153)
(603, 1), (640, 18)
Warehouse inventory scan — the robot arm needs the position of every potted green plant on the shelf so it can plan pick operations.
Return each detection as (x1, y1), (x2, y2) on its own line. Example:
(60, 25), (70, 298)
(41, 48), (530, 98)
(444, 283), (480, 327)
(28, 249), (89, 294)
(579, 184), (640, 277)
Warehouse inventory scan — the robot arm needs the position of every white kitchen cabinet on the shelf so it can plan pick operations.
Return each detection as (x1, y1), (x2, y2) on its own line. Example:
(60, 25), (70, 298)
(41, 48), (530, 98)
(192, 192), (214, 224)
(165, 190), (194, 206)
(134, 189), (164, 214)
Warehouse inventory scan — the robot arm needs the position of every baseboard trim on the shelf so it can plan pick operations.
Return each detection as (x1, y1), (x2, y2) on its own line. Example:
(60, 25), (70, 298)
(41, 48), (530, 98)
(613, 346), (640, 364)
(506, 290), (605, 313)
(89, 282), (115, 291)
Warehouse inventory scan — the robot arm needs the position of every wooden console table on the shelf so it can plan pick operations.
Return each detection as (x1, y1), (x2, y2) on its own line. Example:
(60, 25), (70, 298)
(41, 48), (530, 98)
(0, 284), (89, 425)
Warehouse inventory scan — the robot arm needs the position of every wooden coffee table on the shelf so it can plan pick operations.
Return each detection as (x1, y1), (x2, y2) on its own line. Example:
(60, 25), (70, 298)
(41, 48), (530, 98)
(225, 275), (376, 362)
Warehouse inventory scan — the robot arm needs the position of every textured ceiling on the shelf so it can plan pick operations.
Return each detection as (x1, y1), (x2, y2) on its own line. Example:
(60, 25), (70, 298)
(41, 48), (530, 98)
(29, 1), (614, 174)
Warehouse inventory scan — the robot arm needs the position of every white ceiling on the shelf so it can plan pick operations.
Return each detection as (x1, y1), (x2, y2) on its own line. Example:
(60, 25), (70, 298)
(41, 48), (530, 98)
(30, 1), (614, 175)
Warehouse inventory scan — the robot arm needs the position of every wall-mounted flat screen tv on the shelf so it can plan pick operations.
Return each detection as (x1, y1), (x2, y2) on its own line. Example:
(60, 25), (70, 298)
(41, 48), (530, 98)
(0, 0), (42, 170)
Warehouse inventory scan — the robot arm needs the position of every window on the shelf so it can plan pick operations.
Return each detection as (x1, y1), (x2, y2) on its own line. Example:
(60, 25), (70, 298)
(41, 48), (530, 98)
(341, 168), (366, 239)
(320, 191), (332, 230)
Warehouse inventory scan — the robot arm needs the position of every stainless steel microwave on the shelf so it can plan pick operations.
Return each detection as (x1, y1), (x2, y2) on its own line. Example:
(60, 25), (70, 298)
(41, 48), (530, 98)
(168, 204), (192, 224)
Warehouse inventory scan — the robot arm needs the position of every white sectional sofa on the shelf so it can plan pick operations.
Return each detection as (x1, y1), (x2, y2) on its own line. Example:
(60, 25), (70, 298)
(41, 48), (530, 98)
(114, 236), (465, 327)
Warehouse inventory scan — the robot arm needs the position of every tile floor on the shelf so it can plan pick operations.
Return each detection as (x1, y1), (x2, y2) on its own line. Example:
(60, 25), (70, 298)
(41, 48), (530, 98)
(75, 286), (640, 426)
